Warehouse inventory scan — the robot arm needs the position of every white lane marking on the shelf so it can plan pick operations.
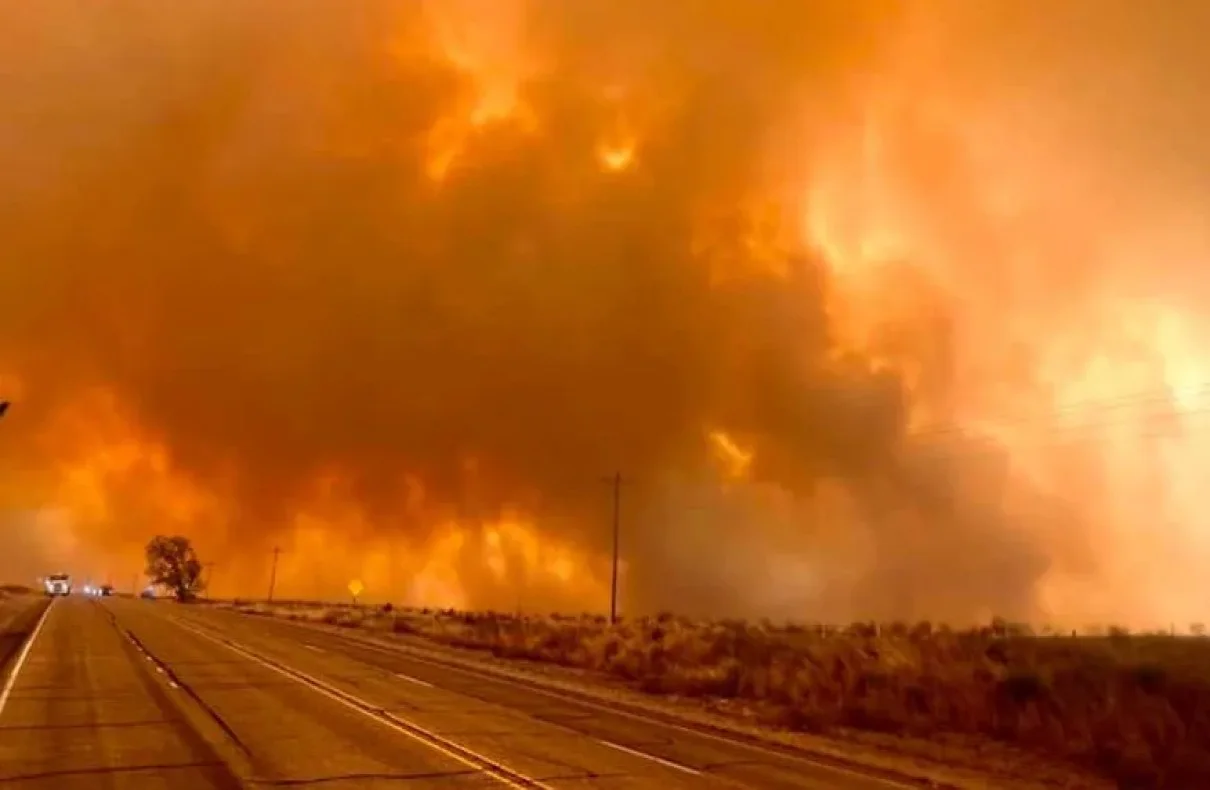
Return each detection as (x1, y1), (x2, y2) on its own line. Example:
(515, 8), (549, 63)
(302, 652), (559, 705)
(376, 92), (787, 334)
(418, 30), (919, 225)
(395, 671), (434, 688)
(598, 738), (700, 776)
(172, 620), (554, 790)
(0, 599), (56, 721)
(333, 634), (918, 789)
(208, 621), (700, 779)
(303, 644), (323, 653)
(118, 631), (180, 690)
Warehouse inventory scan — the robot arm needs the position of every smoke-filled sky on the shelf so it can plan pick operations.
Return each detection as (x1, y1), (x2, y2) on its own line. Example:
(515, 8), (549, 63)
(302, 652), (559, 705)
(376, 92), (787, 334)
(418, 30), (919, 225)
(2, 1), (1209, 627)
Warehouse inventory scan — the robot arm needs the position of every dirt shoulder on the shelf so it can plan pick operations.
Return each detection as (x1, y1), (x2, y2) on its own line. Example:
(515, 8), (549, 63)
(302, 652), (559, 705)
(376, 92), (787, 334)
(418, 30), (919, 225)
(0, 594), (49, 673)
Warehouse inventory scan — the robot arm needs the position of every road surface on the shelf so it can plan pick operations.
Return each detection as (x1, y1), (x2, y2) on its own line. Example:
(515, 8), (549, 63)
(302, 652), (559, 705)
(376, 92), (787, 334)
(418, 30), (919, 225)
(0, 596), (241, 790)
(0, 596), (920, 789)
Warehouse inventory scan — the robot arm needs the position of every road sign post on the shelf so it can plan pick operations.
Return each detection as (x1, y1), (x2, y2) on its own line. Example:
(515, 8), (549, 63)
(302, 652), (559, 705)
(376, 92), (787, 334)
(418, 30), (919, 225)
(348, 578), (364, 605)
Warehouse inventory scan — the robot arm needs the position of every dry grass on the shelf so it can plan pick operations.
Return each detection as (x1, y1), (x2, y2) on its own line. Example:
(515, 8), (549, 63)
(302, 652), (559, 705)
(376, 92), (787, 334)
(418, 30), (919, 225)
(227, 601), (1210, 789)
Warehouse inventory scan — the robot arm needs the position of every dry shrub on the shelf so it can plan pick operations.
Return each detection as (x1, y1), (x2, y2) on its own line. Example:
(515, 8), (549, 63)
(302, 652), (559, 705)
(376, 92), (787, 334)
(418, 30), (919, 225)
(231, 600), (1210, 789)
(440, 618), (1210, 788)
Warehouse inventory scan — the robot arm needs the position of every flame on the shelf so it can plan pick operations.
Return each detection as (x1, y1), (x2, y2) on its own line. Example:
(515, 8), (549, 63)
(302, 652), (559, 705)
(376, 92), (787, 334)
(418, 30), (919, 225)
(597, 141), (635, 172)
(257, 472), (607, 607)
(415, 0), (539, 182)
(8, 387), (604, 608)
(596, 115), (639, 173)
(6, 3), (1210, 628)
(708, 430), (754, 481)
(1, 389), (229, 586)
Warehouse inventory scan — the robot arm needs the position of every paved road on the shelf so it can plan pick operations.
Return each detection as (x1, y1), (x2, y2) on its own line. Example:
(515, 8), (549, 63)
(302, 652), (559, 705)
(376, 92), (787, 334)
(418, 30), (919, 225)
(0, 597), (241, 790)
(0, 597), (921, 790)
(165, 603), (920, 790)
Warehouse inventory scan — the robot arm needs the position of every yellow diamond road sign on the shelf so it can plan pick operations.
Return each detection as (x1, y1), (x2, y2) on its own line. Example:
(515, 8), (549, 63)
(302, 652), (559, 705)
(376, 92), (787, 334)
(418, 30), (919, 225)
(348, 579), (364, 598)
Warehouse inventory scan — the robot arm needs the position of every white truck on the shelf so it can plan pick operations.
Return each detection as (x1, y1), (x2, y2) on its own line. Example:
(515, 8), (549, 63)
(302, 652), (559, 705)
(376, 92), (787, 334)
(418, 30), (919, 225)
(44, 573), (71, 596)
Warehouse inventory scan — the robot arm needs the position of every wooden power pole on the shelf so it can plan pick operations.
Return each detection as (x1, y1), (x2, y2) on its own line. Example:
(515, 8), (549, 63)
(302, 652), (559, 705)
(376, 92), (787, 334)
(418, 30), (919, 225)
(604, 472), (623, 625)
(267, 547), (282, 602)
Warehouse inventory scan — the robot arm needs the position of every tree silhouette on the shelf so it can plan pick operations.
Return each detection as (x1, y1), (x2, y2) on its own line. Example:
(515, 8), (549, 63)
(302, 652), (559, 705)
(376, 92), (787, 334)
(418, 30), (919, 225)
(144, 535), (205, 601)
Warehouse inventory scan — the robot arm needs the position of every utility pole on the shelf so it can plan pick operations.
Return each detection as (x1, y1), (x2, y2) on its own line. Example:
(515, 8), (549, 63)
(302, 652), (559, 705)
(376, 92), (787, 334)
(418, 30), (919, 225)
(603, 472), (623, 625)
(267, 546), (282, 602)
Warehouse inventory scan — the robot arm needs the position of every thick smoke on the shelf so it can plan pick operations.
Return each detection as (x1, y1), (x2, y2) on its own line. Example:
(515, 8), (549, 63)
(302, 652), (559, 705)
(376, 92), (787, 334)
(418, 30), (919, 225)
(2, 2), (1208, 625)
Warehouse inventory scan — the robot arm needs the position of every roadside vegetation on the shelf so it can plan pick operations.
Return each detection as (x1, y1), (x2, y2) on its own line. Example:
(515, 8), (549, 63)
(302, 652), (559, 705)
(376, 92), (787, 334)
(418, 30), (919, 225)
(223, 600), (1210, 789)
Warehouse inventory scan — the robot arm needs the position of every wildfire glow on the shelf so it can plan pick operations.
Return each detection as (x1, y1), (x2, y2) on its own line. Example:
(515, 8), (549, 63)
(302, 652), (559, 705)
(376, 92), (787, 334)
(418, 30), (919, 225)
(709, 430), (754, 481)
(2, 2), (1209, 628)
(597, 140), (635, 172)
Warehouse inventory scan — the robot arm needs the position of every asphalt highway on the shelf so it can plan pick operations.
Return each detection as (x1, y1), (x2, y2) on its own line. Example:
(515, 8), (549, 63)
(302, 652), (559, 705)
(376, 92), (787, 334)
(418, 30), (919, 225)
(0, 596), (241, 790)
(0, 597), (923, 790)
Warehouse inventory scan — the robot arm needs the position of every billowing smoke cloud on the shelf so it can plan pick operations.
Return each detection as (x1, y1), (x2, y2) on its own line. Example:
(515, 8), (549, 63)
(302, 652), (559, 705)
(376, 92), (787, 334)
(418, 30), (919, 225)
(2, 1), (1208, 626)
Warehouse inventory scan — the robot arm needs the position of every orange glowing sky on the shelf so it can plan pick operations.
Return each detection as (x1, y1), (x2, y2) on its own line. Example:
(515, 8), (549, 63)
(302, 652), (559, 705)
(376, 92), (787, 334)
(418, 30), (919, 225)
(2, 1), (1209, 627)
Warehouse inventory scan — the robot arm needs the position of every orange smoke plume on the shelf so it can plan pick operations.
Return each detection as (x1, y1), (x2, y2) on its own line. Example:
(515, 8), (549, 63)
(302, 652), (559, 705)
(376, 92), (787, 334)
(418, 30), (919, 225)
(3, 1), (1210, 627)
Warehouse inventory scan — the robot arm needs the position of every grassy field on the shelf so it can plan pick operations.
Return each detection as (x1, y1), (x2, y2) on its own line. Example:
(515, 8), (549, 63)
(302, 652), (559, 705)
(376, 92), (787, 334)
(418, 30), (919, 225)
(223, 600), (1210, 789)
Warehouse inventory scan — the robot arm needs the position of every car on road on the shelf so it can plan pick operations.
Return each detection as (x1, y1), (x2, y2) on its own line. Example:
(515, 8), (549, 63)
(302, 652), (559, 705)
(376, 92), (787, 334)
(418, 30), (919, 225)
(100, 584), (114, 596)
(44, 573), (71, 596)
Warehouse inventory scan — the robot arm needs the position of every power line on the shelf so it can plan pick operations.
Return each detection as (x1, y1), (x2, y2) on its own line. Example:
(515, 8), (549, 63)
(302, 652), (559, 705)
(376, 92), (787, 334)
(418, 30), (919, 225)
(818, 378), (1210, 415)
(908, 384), (1210, 445)
(701, 381), (1210, 469)
(764, 379), (1210, 443)
(911, 404), (1210, 468)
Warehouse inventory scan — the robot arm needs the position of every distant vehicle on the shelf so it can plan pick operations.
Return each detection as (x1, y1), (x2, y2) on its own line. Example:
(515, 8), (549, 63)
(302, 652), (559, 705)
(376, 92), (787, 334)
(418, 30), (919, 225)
(44, 573), (71, 596)
(100, 584), (114, 597)
(140, 587), (156, 599)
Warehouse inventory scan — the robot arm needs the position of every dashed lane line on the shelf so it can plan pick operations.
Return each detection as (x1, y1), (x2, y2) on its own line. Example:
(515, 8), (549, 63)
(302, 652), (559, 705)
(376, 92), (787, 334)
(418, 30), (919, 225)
(171, 618), (558, 790)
